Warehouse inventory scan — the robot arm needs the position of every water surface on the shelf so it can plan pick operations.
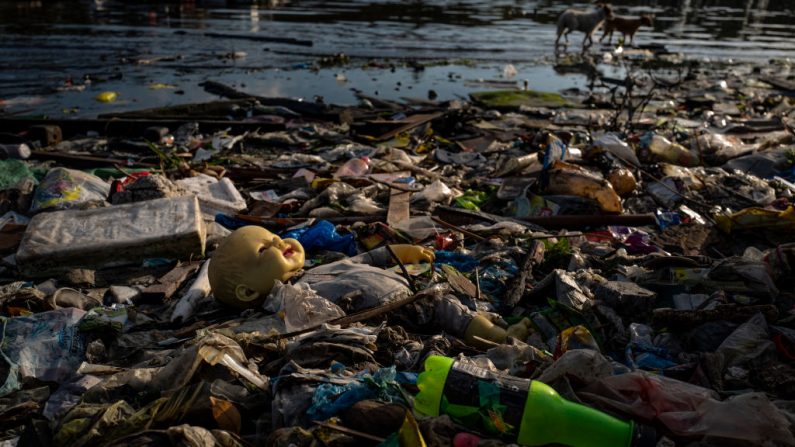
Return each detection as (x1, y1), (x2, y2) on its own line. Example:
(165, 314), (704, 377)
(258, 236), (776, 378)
(1, 0), (793, 117)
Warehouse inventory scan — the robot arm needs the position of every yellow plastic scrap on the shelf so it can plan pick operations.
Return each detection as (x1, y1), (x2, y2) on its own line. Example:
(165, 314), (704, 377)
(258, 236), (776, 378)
(545, 164), (623, 214)
(558, 325), (599, 354)
(715, 206), (795, 234)
(148, 83), (176, 90)
(95, 91), (118, 103)
(311, 178), (336, 189)
(378, 134), (412, 149)
(397, 411), (427, 447)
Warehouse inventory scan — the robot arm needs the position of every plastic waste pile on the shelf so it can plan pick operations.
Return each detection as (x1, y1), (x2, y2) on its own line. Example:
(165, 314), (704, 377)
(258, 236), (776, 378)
(0, 59), (793, 447)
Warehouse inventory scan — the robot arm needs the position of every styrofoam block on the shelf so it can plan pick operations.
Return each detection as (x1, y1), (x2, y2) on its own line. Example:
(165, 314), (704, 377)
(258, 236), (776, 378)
(16, 196), (206, 276)
(176, 174), (247, 220)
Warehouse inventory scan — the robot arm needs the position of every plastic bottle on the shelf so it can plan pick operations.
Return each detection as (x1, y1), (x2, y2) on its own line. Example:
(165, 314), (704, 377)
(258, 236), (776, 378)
(0, 143), (31, 160)
(646, 134), (700, 167)
(333, 156), (371, 178)
(415, 355), (654, 447)
(495, 153), (539, 177)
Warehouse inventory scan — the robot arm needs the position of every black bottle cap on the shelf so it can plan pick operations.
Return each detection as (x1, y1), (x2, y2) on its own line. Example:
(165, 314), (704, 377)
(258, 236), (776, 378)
(632, 423), (657, 447)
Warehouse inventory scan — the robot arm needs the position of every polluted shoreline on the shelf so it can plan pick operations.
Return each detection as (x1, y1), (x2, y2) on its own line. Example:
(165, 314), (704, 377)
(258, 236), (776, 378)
(3, 0), (795, 117)
(1, 6), (795, 447)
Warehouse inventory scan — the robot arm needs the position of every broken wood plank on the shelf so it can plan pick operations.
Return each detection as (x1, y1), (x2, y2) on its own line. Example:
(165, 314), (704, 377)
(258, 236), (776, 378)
(502, 240), (545, 310)
(199, 81), (340, 119)
(139, 261), (202, 303)
(99, 99), (258, 119)
(1, 118), (283, 139)
(30, 151), (156, 168)
(441, 264), (477, 298)
(362, 112), (444, 142)
(760, 76), (795, 93)
(386, 189), (411, 228)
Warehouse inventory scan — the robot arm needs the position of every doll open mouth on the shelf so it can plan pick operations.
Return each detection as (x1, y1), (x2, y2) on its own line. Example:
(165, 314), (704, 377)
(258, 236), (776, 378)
(282, 247), (295, 258)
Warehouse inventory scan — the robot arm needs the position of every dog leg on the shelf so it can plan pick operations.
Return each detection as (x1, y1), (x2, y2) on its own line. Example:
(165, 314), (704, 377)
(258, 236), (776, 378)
(555, 22), (564, 47)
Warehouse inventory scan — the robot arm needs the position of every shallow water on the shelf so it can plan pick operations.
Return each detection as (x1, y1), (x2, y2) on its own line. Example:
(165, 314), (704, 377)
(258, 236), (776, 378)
(0, 0), (793, 117)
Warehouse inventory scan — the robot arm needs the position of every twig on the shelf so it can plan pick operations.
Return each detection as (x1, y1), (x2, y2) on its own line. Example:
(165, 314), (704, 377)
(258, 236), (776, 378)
(367, 176), (423, 192)
(386, 245), (418, 294)
(528, 232), (583, 239)
(430, 216), (486, 241)
(475, 266), (481, 301)
(277, 290), (423, 339)
(313, 421), (386, 443)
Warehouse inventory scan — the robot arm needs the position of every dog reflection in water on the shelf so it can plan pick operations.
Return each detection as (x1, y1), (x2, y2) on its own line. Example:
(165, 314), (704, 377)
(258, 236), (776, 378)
(555, 3), (613, 52)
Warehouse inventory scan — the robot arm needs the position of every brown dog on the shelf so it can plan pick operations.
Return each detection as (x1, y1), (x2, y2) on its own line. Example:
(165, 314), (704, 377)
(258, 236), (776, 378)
(600, 14), (653, 45)
(556, 3), (614, 51)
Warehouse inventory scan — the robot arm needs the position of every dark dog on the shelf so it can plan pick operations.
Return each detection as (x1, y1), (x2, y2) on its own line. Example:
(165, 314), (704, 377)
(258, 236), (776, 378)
(555, 3), (614, 51)
(600, 14), (654, 45)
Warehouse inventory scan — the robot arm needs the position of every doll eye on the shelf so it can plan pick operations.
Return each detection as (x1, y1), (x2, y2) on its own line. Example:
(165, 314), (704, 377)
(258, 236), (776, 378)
(258, 245), (268, 253)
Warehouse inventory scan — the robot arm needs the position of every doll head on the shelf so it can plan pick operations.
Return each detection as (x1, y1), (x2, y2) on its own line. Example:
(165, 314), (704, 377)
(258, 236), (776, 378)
(208, 226), (305, 309)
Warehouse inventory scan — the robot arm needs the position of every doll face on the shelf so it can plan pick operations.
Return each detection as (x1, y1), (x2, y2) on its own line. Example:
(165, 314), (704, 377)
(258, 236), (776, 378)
(208, 226), (305, 308)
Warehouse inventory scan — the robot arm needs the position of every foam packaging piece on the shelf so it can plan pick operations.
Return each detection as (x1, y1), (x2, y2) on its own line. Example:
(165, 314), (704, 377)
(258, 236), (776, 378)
(16, 196), (206, 276)
(176, 174), (247, 220)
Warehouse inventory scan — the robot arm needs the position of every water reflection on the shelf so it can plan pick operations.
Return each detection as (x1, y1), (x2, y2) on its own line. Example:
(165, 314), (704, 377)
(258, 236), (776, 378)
(554, 54), (601, 90)
(250, 4), (259, 33)
(0, 0), (792, 117)
(2, 1), (792, 42)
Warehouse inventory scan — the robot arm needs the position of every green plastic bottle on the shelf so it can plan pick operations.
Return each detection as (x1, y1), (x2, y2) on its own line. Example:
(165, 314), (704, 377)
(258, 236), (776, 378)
(415, 355), (650, 447)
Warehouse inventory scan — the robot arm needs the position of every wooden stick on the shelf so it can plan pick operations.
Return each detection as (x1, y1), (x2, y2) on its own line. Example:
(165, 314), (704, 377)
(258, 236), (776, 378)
(475, 266), (481, 301)
(528, 232), (583, 240)
(313, 421), (386, 443)
(277, 290), (424, 339)
(430, 216), (486, 241)
(386, 245), (418, 294)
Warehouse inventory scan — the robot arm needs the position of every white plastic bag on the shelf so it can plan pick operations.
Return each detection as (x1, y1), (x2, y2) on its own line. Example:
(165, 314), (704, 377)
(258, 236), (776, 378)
(411, 180), (456, 205)
(593, 133), (641, 167)
(265, 281), (345, 332)
(0, 308), (87, 397)
(30, 168), (110, 213)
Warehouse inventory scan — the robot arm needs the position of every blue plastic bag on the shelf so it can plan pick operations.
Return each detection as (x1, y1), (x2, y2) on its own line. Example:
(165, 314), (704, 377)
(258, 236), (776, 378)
(307, 367), (400, 421)
(214, 213), (254, 230)
(281, 220), (357, 256)
(434, 251), (478, 272)
(542, 138), (568, 170)
(655, 210), (682, 230)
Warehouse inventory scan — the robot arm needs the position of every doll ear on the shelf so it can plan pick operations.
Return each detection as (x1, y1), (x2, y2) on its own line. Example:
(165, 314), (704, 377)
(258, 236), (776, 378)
(235, 284), (261, 302)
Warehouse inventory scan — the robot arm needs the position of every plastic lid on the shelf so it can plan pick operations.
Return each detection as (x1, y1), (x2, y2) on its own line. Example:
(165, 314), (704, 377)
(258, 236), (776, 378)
(632, 423), (657, 447)
(16, 144), (31, 160)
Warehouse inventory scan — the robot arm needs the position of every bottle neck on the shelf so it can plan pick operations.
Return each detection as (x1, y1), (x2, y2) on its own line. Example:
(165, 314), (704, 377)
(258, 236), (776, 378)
(519, 381), (634, 447)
